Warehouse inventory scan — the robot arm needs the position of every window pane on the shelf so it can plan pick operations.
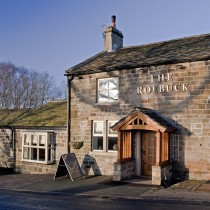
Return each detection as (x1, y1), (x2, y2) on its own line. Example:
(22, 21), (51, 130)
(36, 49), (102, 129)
(108, 79), (117, 89)
(108, 137), (117, 151)
(23, 147), (29, 159)
(31, 148), (37, 160)
(39, 135), (46, 146)
(98, 79), (109, 90)
(109, 89), (118, 101)
(48, 148), (54, 162)
(94, 122), (103, 135)
(31, 135), (37, 146)
(24, 134), (30, 145)
(108, 121), (117, 135)
(98, 89), (109, 102)
(48, 134), (53, 145)
(92, 136), (103, 150)
(39, 148), (45, 161)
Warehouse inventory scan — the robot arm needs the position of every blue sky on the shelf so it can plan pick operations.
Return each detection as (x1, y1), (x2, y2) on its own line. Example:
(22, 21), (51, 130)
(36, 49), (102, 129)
(1, 0), (210, 84)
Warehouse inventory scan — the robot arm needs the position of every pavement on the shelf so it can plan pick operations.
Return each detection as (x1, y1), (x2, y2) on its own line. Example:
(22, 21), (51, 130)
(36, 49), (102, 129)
(1, 170), (210, 202)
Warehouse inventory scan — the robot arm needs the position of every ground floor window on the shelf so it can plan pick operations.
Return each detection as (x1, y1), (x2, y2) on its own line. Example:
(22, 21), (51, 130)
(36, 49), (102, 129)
(22, 131), (54, 164)
(92, 120), (117, 152)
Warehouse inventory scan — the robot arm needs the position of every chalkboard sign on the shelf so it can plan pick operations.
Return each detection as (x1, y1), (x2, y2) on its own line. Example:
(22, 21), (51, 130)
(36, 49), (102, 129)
(54, 153), (84, 181)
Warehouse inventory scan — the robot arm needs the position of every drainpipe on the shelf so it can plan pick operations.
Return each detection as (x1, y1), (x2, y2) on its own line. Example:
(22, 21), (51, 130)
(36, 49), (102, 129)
(11, 126), (16, 172)
(67, 75), (74, 153)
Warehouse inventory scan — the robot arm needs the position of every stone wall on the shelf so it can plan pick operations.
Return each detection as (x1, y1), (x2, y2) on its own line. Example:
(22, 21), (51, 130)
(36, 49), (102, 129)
(81, 152), (117, 176)
(0, 128), (13, 168)
(113, 160), (135, 181)
(70, 60), (210, 180)
(152, 164), (172, 185)
(15, 128), (67, 174)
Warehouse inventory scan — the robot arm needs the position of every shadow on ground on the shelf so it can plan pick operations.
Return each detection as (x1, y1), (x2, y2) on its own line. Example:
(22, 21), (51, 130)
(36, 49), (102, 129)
(0, 167), (14, 176)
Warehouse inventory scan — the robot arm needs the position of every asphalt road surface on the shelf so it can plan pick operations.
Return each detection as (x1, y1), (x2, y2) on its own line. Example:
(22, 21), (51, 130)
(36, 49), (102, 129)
(0, 190), (210, 210)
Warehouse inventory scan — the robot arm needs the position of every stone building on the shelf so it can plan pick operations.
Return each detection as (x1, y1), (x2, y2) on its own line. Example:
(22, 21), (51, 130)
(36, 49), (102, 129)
(0, 101), (67, 174)
(65, 16), (210, 185)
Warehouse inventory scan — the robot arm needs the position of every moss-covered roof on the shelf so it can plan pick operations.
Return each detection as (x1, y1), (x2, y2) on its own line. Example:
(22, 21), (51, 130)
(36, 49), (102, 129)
(0, 101), (67, 127)
(65, 33), (210, 76)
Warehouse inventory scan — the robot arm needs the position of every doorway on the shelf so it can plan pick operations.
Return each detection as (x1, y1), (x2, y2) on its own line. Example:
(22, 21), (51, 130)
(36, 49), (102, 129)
(135, 131), (156, 176)
(141, 131), (156, 176)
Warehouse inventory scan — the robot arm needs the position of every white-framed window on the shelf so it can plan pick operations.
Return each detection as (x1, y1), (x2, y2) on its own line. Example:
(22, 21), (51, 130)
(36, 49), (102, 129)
(97, 77), (119, 102)
(107, 121), (118, 151)
(92, 121), (117, 152)
(22, 131), (55, 164)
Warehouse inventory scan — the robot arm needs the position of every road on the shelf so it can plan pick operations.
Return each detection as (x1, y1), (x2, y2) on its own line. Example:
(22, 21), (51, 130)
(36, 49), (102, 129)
(0, 190), (210, 210)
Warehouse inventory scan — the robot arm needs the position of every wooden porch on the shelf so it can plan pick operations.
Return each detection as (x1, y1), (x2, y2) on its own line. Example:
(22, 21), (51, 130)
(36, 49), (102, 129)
(111, 108), (177, 184)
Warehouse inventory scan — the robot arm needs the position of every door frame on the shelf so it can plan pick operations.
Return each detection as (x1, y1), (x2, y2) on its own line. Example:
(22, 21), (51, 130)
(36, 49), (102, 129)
(135, 131), (141, 176)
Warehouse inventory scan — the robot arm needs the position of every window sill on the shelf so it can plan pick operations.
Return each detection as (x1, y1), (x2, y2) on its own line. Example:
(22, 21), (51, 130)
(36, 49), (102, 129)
(22, 159), (54, 165)
(89, 151), (117, 157)
(95, 102), (119, 106)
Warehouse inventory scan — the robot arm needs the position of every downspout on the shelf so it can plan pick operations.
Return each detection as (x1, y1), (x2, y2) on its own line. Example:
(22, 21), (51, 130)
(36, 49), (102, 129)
(67, 75), (74, 153)
(11, 126), (16, 172)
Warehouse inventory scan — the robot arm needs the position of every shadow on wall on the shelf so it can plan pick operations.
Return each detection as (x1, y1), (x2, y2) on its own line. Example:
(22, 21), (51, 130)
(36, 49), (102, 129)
(170, 122), (192, 183)
(81, 154), (102, 176)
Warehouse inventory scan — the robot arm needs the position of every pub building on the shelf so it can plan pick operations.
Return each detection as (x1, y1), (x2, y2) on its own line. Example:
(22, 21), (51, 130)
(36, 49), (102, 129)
(65, 16), (210, 185)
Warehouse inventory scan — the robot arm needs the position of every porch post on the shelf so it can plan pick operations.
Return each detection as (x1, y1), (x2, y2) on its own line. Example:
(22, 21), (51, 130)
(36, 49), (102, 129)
(117, 131), (123, 162)
(156, 131), (161, 165)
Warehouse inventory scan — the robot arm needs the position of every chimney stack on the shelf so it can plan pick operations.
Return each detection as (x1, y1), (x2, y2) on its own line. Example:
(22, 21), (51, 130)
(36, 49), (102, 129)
(104, 15), (123, 51)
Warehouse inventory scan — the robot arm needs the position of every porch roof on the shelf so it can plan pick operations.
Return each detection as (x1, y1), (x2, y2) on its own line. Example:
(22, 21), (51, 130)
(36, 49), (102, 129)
(111, 107), (177, 132)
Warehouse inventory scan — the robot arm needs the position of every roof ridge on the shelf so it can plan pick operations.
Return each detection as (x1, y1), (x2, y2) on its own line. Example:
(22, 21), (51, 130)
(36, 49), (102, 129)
(120, 32), (210, 51)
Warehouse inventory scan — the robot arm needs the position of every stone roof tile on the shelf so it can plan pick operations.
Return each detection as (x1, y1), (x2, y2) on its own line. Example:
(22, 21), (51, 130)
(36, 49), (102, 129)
(66, 33), (210, 76)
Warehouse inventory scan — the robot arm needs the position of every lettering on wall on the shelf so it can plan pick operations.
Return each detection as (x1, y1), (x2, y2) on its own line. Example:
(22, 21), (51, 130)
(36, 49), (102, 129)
(137, 73), (189, 94)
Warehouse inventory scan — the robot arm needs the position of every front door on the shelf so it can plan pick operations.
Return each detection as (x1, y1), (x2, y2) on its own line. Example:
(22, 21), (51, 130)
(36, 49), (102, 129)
(141, 131), (156, 176)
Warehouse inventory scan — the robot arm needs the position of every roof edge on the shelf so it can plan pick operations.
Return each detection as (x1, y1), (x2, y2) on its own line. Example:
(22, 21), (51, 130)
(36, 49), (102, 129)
(65, 51), (107, 76)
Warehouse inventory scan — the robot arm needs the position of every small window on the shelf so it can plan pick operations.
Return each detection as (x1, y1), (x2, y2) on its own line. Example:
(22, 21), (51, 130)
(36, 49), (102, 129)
(22, 132), (55, 164)
(92, 121), (117, 152)
(97, 77), (119, 102)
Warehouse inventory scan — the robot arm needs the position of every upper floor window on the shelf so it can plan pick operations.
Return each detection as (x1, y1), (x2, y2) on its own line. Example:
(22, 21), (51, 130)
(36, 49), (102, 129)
(22, 131), (55, 164)
(97, 77), (119, 102)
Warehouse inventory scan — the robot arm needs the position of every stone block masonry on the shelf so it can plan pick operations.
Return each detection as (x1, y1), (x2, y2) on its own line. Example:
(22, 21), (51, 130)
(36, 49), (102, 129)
(0, 128), (13, 168)
(113, 160), (135, 181)
(70, 59), (210, 180)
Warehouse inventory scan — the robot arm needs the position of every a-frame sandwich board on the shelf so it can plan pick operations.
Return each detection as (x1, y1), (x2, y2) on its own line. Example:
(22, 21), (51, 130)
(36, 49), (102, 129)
(54, 153), (84, 181)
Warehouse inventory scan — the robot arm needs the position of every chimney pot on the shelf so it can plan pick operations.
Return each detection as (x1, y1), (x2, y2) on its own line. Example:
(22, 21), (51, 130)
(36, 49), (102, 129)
(112, 15), (116, 28)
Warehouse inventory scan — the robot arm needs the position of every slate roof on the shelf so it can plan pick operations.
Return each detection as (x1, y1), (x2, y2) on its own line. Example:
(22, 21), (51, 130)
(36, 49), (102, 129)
(111, 107), (177, 132)
(65, 33), (210, 76)
(0, 101), (67, 127)
(137, 107), (178, 131)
